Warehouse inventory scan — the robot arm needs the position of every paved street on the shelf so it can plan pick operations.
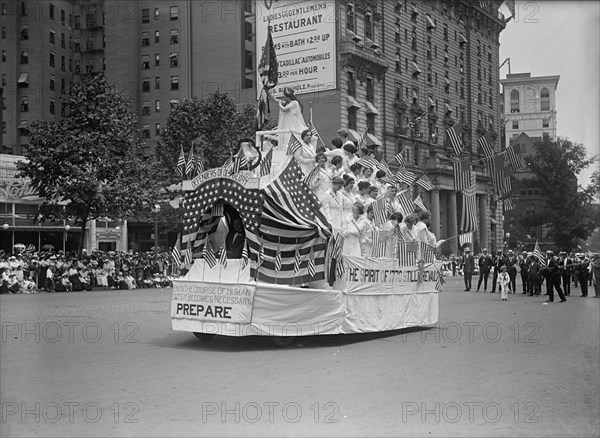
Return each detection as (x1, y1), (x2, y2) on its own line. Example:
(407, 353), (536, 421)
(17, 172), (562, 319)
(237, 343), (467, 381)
(1, 277), (598, 437)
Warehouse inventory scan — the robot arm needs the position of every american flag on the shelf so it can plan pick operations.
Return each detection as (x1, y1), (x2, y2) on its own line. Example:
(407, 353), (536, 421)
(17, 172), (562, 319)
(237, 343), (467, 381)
(185, 144), (195, 178)
(222, 154), (234, 173)
(371, 230), (386, 257)
(358, 128), (369, 149)
(453, 156), (471, 191)
(398, 241), (418, 267)
(395, 169), (417, 187)
(446, 124), (463, 155)
(260, 146), (273, 177)
(488, 152), (512, 198)
(394, 152), (406, 168)
(308, 247), (316, 277)
(203, 240), (217, 268)
(241, 240), (249, 269)
(232, 152), (248, 174)
(503, 197), (515, 211)
(257, 238), (265, 268)
(194, 153), (204, 176)
(420, 241), (436, 263)
(274, 242), (282, 271)
(478, 132), (494, 158)
(395, 190), (415, 216)
(506, 143), (527, 171)
(184, 246), (193, 266)
(416, 174), (435, 191)
(332, 233), (345, 277)
(218, 247), (227, 268)
(435, 274), (446, 292)
(413, 194), (428, 212)
(372, 197), (389, 226)
(286, 133), (303, 156)
(357, 156), (378, 170)
(533, 240), (546, 267)
(256, 26), (278, 130)
(171, 233), (182, 266)
(302, 164), (320, 187)
(176, 145), (186, 177)
(376, 159), (392, 177)
(293, 246), (301, 274)
(460, 171), (478, 233)
(459, 231), (473, 247)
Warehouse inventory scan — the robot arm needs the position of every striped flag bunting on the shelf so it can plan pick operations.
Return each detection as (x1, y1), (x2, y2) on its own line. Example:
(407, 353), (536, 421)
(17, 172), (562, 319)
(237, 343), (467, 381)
(460, 171), (478, 233)
(488, 152), (512, 197)
(395, 169), (417, 187)
(506, 143), (527, 171)
(357, 156), (378, 170)
(241, 241), (249, 269)
(395, 190), (415, 216)
(416, 174), (435, 191)
(293, 246), (302, 274)
(286, 133), (303, 155)
(185, 144), (195, 177)
(259, 146), (273, 177)
(503, 197), (515, 211)
(218, 247), (227, 268)
(372, 197), (389, 226)
(453, 156), (471, 191)
(171, 233), (182, 266)
(413, 194), (428, 212)
(176, 145), (186, 177)
(203, 240), (217, 268)
(478, 132), (494, 158)
(184, 246), (193, 266)
(308, 247), (316, 277)
(533, 240), (546, 267)
(398, 241), (418, 267)
(420, 241), (436, 263)
(274, 243), (282, 271)
(446, 124), (463, 155)
(394, 152), (406, 168)
(302, 164), (320, 187)
(459, 231), (473, 247)
(211, 203), (224, 217)
(435, 274), (446, 292)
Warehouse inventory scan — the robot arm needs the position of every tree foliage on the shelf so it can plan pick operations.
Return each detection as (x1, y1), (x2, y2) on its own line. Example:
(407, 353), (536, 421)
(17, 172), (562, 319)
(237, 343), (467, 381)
(156, 90), (257, 180)
(521, 136), (598, 250)
(17, 74), (158, 249)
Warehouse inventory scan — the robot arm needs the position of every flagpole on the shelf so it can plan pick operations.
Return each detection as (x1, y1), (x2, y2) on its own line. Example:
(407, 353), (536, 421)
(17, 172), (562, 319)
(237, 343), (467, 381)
(236, 241), (244, 284)
(202, 244), (207, 281)
(275, 235), (281, 284)
(218, 248), (223, 283)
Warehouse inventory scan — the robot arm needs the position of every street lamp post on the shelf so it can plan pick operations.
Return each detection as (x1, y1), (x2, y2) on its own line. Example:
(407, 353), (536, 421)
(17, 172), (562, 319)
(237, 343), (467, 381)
(151, 204), (161, 253)
(63, 224), (70, 253)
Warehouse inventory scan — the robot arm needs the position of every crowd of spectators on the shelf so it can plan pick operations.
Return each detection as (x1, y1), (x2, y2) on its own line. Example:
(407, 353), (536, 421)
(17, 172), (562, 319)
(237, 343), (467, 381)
(0, 249), (177, 294)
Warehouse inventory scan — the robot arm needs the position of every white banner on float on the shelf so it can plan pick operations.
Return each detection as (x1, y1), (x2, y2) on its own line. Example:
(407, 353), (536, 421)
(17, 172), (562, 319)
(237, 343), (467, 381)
(255, 0), (337, 97)
(171, 281), (256, 323)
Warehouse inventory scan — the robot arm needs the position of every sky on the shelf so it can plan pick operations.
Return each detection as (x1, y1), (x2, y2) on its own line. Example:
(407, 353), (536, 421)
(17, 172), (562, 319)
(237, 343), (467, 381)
(498, 0), (600, 187)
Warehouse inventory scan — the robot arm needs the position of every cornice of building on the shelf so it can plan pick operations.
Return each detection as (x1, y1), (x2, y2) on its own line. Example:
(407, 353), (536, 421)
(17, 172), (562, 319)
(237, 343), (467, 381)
(501, 74), (560, 88)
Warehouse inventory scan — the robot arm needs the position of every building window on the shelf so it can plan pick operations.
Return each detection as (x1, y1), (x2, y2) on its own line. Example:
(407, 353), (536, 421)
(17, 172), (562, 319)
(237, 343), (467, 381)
(141, 8), (150, 23)
(365, 12), (373, 40)
(21, 50), (29, 64)
(142, 124), (151, 139)
(155, 123), (161, 136)
(154, 7), (159, 20)
(443, 24), (448, 41)
(61, 32), (65, 48)
(49, 52), (55, 67)
(142, 31), (150, 46)
(170, 6), (178, 20)
(170, 52), (179, 67)
(61, 78), (66, 94)
(244, 50), (253, 70)
(170, 99), (179, 109)
(74, 15), (80, 29)
(61, 56), (65, 71)
(347, 3), (355, 33)
(170, 29), (179, 44)
(155, 30), (160, 43)
(86, 61), (94, 73)
(512, 121), (519, 129)
(510, 89), (520, 113)
(142, 55), (150, 69)
(155, 100), (160, 112)
(171, 75), (179, 90)
(244, 77), (254, 89)
(2, 27), (7, 39)
(367, 114), (375, 134)
(542, 118), (549, 128)
(49, 75), (56, 91)
(49, 29), (55, 44)
(155, 77), (160, 89)
(49, 4), (55, 20)
(142, 101), (150, 115)
(366, 77), (374, 102)
(21, 97), (29, 112)
(245, 22), (253, 42)
(348, 107), (357, 130)
(154, 54), (160, 66)
(21, 26), (29, 40)
(142, 78), (150, 92)
(49, 100), (55, 114)
(395, 22), (400, 43)
(540, 87), (550, 111)
(347, 71), (356, 97)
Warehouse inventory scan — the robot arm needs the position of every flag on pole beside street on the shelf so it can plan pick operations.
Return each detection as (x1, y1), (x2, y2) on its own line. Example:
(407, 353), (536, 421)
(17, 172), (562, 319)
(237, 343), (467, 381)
(460, 171), (478, 233)
(446, 124), (463, 155)
(506, 143), (527, 171)
(453, 156), (471, 191)
(478, 132), (495, 158)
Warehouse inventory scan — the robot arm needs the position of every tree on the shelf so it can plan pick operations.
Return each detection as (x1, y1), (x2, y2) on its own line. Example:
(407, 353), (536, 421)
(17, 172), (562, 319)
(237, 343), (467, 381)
(521, 136), (598, 250)
(17, 74), (158, 251)
(156, 90), (258, 179)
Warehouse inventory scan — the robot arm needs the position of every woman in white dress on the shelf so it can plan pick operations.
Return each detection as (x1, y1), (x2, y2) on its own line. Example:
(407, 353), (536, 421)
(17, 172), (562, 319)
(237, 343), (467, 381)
(342, 203), (365, 257)
(360, 206), (378, 257)
(399, 213), (419, 242)
(275, 88), (307, 148)
(311, 153), (332, 201)
(340, 175), (356, 219)
(294, 129), (317, 176)
(382, 212), (403, 258)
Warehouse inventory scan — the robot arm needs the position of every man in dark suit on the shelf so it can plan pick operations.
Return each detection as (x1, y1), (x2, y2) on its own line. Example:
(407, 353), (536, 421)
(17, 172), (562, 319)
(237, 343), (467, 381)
(558, 251), (572, 296)
(491, 249), (506, 293)
(225, 217), (246, 259)
(544, 250), (566, 302)
(461, 247), (475, 291)
(506, 250), (519, 294)
(519, 251), (530, 294)
(476, 248), (492, 292)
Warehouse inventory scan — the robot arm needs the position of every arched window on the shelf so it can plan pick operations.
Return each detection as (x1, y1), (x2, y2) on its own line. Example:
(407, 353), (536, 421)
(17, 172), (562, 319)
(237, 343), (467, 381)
(540, 87), (550, 111)
(510, 89), (519, 113)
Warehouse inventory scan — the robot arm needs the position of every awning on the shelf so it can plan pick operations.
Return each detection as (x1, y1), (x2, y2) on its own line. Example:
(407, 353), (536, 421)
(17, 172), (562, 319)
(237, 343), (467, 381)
(412, 62), (421, 75)
(365, 101), (380, 115)
(18, 73), (29, 84)
(445, 103), (453, 113)
(365, 133), (382, 147)
(444, 51), (449, 59)
(459, 33), (468, 44)
(444, 77), (450, 86)
(347, 129), (361, 142)
(428, 97), (435, 108)
(426, 15), (436, 29)
(347, 96), (362, 109)
(169, 53), (178, 58)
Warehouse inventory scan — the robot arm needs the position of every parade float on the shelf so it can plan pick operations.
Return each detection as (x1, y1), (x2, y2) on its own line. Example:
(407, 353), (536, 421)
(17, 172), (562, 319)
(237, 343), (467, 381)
(171, 130), (444, 346)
